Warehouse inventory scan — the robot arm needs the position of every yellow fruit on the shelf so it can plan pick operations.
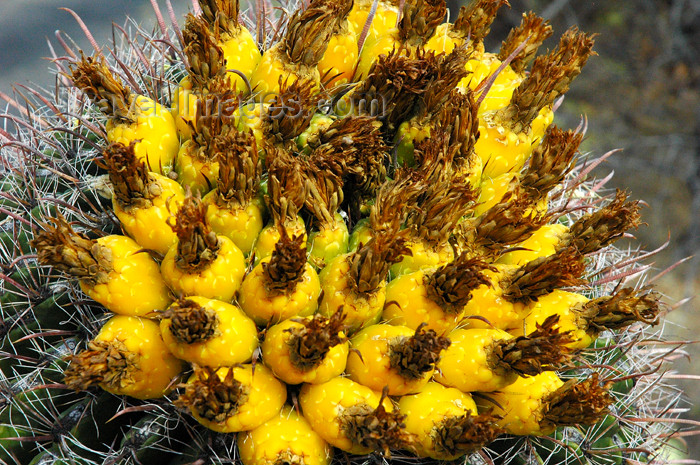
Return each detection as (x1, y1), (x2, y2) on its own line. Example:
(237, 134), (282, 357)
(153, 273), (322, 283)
(398, 382), (501, 460)
(239, 230), (321, 325)
(63, 315), (184, 399)
(460, 265), (528, 330)
(299, 377), (410, 454)
(103, 142), (185, 255)
(176, 364), (286, 433)
(70, 55), (178, 174)
(160, 296), (258, 367)
(318, 252), (386, 332)
(261, 312), (348, 384)
(249, 0), (343, 94)
(346, 323), (450, 396)
(484, 372), (612, 436)
(174, 139), (220, 196)
(105, 95), (179, 174)
(201, 127), (264, 255)
(424, 23), (459, 54)
(307, 215), (350, 269)
(204, 196), (264, 256)
(516, 288), (662, 350)
(238, 406), (333, 465)
(161, 196), (246, 302)
(383, 267), (477, 335)
(435, 328), (518, 392)
(32, 217), (172, 317)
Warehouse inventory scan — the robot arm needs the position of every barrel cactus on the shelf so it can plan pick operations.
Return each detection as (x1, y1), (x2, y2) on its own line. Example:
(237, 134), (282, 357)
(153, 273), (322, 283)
(0, 0), (689, 464)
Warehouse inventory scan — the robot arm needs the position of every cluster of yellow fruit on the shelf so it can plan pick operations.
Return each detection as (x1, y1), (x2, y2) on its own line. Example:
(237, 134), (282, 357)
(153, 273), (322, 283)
(30, 0), (664, 462)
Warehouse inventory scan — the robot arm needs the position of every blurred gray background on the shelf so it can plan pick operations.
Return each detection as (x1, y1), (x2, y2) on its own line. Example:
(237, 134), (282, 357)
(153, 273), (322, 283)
(1, 0), (699, 457)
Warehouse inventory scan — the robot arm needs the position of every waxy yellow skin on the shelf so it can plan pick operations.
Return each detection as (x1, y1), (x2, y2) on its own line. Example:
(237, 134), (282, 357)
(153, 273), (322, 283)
(474, 172), (515, 216)
(318, 253), (386, 332)
(383, 269), (465, 335)
(261, 318), (349, 385)
(346, 324), (433, 396)
(398, 382), (481, 460)
(307, 214), (350, 269)
(390, 240), (454, 277)
(202, 194), (265, 256)
(185, 364), (286, 433)
(476, 108), (554, 180)
(174, 140), (219, 197)
(160, 296), (258, 367)
(435, 328), (517, 393)
(112, 174), (185, 255)
(161, 235), (245, 302)
(319, 23), (359, 88)
(249, 43), (321, 96)
(424, 23), (461, 55)
(238, 257), (321, 326)
(95, 315), (184, 399)
(106, 95), (179, 175)
(458, 54), (522, 115)
(497, 223), (569, 266)
(514, 289), (592, 349)
(356, 31), (399, 80)
(81, 235), (171, 317)
(347, 0), (399, 52)
(299, 377), (395, 454)
(220, 28), (262, 94)
(238, 406), (333, 465)
(460, 264), (527, 330)
(484, 371), (564, 436)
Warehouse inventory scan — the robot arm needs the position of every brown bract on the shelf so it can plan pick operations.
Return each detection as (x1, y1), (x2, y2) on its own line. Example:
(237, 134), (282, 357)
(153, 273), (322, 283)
(183, 14), (230, 91)
(171, 195), (220, 272)
(304, 150), (345, 227)
(432, 412), (503, 457)
(472, 185), (551, 254)
(162, 298), (221, 344)
(564, 189), (642, 255)
(31, 216), (113, 286)
(265, 148), (309, 226)
(432, 89), (480, 171)
(453, 0), (510, 47)
(541, 373), (613, 429)
(388, 324), (451, 380)
(501, 246), (586, 304)
(213, 129), (260, 207)
(425, 255), (494, 313)
(519, 126), (582, 200)
(497, 27), (596, 133)
(264, 79), (321, 144)
(175, 367), (249, 423)
(497, 12), (553, 74)
(283, 0), (348, 67)
(199, 0), (242, 35)
(398, 0), (447, 46)
(488, 314), (573, 377)
(102, 142), (161, 209)
(262, 228), (307, 296)
(312, 116), (388, 203)
(286, 310), (347, 371)
(64, 339), (138, 392)
(349, 230), (410, 295)
(339, 389), (413, 455)
(69, 54), (132, 121)
(581, 286), (662, 334)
